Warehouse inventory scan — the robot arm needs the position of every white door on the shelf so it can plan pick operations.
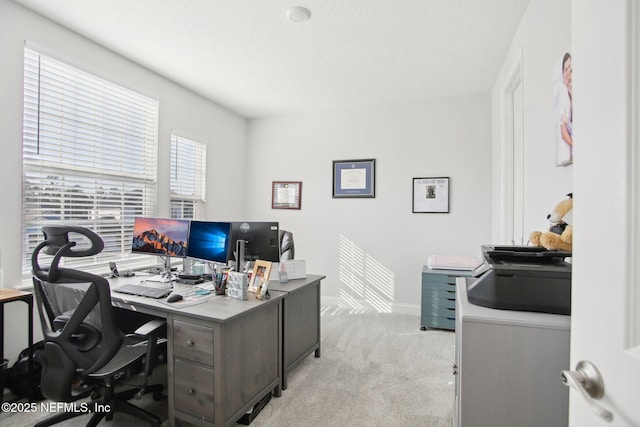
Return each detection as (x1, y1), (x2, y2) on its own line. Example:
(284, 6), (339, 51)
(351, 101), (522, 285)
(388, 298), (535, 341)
(570, 1), (640, 425)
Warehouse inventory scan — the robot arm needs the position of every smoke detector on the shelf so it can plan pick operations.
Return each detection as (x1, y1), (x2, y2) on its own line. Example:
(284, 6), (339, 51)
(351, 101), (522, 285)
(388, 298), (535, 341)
(286, 6), (311, 23)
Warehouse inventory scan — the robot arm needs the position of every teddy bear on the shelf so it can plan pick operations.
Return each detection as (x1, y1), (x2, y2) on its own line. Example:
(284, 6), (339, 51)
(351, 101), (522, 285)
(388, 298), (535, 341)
(529, 193), (573, 252)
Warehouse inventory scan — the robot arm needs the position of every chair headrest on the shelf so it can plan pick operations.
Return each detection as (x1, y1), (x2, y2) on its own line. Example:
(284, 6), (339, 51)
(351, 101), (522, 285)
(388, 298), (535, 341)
(32, 226), (104, 283)
(41, 225), (104, 257)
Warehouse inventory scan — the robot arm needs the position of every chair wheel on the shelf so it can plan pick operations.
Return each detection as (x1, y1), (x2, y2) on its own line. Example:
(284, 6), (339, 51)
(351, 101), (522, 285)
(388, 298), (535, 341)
(152, 390), (164, 401)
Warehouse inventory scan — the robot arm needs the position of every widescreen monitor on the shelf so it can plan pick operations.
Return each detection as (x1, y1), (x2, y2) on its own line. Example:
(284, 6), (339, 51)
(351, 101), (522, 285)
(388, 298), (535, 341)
(187, 221), (231, 264)
(131, 217), (189, 257)
(228, 221), (280, 263)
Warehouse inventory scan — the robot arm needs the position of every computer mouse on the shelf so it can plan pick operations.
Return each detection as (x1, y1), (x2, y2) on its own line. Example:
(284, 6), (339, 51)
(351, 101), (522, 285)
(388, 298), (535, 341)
(166, 293), (183, 303)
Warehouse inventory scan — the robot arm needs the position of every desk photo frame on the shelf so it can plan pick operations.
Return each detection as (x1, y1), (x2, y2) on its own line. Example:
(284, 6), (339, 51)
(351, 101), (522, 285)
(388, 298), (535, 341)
(249, 260), (272, 293)
(332, 158), (375, 198)
(412, 177), (450, 213)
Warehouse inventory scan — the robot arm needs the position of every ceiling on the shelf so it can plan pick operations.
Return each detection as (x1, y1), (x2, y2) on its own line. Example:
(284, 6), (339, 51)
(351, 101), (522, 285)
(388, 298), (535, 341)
(13, 0), (530, 119)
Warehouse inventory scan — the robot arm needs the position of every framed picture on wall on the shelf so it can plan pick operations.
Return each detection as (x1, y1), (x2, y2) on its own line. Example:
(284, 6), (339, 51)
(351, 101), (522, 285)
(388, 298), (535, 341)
(272, 181), (302, 209)
(412, 177), (450, 213)
(332, 159), (375, 198)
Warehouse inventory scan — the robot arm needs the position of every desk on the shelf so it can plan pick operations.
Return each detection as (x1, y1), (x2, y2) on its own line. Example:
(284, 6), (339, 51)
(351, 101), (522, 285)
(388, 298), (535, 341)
(0, 288), (34, 400)
(268, 275), (324, 390)
(109, 278), (285, 427)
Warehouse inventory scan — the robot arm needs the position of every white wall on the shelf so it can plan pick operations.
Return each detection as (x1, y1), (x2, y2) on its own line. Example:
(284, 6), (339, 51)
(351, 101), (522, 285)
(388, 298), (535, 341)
(0, 1), (247, 362)
(246, 96), (492, 314)
(491, 0), (573, 243)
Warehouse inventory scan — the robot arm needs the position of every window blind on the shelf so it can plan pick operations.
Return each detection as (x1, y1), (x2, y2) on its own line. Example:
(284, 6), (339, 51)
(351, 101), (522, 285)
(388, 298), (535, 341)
(22, 48), (159, 273)
(170, 135), (206, 219)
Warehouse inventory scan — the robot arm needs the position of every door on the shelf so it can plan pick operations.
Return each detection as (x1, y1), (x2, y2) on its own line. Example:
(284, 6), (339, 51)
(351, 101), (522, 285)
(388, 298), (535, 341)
(570, 1), (640, 425)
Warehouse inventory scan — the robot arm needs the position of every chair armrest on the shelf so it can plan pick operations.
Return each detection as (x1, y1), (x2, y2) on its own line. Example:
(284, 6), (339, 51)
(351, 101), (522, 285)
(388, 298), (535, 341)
(134, 319), (166, 337)
(132, 319), (166, 377)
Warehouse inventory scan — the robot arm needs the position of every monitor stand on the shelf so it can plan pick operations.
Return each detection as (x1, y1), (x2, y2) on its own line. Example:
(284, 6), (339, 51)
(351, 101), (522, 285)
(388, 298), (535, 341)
(146, 256), (176, 283)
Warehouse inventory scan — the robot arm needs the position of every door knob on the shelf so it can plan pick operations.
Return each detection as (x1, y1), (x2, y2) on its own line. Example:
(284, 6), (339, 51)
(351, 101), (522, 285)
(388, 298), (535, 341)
(561, 360), (613, 422)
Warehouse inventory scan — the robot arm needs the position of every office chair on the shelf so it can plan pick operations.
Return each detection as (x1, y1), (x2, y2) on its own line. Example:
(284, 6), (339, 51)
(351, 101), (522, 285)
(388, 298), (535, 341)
(31, 225), (166, 427)
(279, 229), (295, 261)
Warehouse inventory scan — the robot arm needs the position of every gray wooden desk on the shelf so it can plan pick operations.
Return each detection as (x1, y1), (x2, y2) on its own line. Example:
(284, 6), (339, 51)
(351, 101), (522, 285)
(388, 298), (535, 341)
(268, 274), (325, 390)
(109, 278), (285, 427)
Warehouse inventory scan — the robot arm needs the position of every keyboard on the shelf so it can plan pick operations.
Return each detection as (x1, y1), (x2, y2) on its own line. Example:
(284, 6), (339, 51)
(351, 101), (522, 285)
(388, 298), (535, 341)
(113, 284), (172, 299)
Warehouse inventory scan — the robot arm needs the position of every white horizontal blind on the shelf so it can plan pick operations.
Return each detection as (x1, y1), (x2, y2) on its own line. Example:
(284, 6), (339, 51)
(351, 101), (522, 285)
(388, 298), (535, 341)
(170, 135), (206, 219)
(22, 48), (159, 273)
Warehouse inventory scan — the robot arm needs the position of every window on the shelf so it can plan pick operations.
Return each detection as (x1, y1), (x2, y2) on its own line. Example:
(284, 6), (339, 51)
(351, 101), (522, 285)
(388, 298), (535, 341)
(170, 135), (206, 220)
(22, 48), (159, 274)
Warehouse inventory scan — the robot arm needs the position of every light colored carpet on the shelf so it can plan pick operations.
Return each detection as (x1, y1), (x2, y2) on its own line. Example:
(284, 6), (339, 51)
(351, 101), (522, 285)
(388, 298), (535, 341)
(0, 307), (455, 426)
(250, 307), (455, 427)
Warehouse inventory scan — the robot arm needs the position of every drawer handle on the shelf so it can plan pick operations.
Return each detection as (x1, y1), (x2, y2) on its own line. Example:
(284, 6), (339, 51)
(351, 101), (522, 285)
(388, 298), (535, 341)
(447, 290), (455, 294)
(187, 388), (196, 396)
(186, 340), (195, 347)
(447, 298), (455, 302)
(447, 308), (455, 311)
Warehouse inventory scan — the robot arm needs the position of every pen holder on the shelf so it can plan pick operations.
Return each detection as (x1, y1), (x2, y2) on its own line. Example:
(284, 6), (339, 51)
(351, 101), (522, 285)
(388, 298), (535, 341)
(214, 276), (227, 296)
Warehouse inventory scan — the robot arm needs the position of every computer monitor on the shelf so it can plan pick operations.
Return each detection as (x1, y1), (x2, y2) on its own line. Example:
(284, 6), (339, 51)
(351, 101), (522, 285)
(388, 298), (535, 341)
(228, 221), (280, 263)
(131, 217), (189, 258)
(186, 221), (231, 265)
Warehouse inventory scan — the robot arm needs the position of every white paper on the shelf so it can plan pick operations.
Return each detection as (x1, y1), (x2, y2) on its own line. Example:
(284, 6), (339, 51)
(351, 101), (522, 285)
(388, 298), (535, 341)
(275, 186), (297, 204)
(341, 168), (367, 189)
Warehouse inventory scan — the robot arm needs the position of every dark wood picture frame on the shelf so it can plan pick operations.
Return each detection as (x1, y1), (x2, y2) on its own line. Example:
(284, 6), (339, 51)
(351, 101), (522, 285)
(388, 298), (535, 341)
(272, 181), (302, 210)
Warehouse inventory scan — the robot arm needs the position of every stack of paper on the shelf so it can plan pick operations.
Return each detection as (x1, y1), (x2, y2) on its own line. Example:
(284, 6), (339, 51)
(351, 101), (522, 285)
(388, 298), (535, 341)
(427, 255), (481, 271)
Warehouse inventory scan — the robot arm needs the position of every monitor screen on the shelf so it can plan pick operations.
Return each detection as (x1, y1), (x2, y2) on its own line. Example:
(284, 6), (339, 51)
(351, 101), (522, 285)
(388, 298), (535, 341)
(131, 217), (189, 257)
(229, 221), (280, 262)
(187, 221), (231, 264)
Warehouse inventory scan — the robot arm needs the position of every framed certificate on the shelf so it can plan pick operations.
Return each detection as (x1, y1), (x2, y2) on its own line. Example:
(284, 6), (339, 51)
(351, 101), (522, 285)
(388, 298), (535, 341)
(412, 177), (450, 213)
(272, 181), (302, 210)
(332, 159), (375, 198)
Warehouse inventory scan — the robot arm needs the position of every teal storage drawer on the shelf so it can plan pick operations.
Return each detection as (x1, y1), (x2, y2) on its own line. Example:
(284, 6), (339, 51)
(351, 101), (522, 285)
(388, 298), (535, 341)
(422, 315), (456, 330)
(422, 274), (458, 286)
(421, 278), (457, 291)
(422, 295), (456, 317)
(421, 266), (473, 331)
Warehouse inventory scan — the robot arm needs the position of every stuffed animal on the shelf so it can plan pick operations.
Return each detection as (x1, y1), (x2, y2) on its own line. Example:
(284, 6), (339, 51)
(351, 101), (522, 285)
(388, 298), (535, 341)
(529, 193), (573, 251)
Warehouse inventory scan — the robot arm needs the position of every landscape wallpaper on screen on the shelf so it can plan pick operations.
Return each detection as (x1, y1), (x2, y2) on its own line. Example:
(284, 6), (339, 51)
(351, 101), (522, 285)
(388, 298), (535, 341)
(132, 217), (188, 256)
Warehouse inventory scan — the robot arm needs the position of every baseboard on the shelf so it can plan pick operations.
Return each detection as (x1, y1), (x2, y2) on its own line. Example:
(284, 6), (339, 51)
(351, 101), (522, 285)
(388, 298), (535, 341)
(320, 296), (419, 316)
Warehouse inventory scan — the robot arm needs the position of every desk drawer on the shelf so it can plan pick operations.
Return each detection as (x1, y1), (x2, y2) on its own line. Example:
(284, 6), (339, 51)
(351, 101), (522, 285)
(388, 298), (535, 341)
(174, 359), (215, 422)
(173, 319), (214, 365)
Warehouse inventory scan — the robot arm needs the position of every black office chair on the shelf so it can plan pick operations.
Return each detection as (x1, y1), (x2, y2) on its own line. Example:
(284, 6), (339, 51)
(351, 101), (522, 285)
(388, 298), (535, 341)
(31, 225), (166, 427)
(279, 229), (295, 261)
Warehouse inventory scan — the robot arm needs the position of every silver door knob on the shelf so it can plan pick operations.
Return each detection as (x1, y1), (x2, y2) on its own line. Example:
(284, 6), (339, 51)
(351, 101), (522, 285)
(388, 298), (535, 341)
(561, 360), (613, 422)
